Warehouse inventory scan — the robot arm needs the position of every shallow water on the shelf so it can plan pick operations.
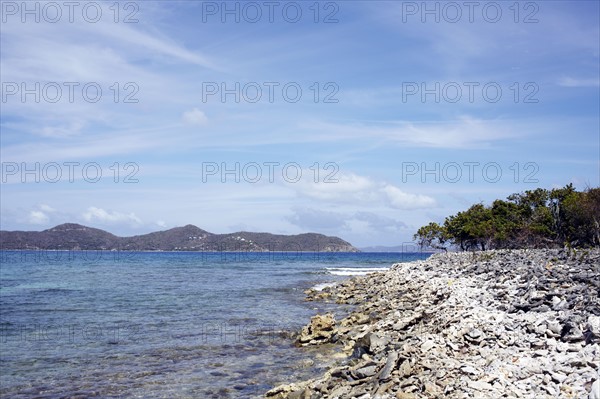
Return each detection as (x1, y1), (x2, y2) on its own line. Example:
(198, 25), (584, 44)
(0, 251), (430, 398)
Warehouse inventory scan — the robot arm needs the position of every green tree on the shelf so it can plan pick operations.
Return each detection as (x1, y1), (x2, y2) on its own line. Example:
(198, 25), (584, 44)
(443, 204), (493, 251)
(444, 211), (471, 251)
(489, 199), (522, 247)
(582, 187), (600, 245)
(414, 184), (599, 251)
(413, 222), (448, 251)
(549, 184), (577, 242)
(461, 204), (494, 250)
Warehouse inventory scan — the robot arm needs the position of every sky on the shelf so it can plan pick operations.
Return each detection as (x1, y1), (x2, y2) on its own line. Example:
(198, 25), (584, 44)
(0, 0), (599, 247)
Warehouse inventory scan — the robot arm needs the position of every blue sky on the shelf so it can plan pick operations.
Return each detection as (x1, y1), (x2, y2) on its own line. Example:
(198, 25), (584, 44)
(1, 0), (598, 247)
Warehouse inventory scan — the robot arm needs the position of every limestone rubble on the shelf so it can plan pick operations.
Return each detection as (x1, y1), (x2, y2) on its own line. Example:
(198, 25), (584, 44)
(266, 249), (600, 399)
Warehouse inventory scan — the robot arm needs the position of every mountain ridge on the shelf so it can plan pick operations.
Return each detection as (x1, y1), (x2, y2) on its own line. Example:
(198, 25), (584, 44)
(0, 223), (359, 252)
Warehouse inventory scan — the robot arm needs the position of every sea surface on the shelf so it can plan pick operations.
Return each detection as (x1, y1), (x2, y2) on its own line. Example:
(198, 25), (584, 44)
(0, 251), (431, 398)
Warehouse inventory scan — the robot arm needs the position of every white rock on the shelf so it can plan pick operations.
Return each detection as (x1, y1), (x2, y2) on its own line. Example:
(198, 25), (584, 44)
(467, 380), (494, 391)
(552, 296), (562, 307)
(460, 365), (480, 375)
(420, 340), (435, 352)
(550, 372), (568, 384)
(547, 320), (562, 335)
(590, 379), (600, 399)
(587, 316), (600, 334)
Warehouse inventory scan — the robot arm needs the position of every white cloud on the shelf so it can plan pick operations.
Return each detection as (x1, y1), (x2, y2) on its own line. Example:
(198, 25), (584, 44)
(286, 208), (408, 235)
(381, 185), (437, 209)
(156, 220), (167, 228)
(39, 204), (56, 213)
(558, 77), (600, 88)
(0, 3), (218, 164)
(38, 121), (85, 138)
(293, 172), (436, 210)
(353, 211), (407, 232)
(26, 204), (58, 225)
(0, 124), (181, 163)
(28, 210), (49, 225)
(82, 206), (142, 225)
(286, 207), (349, 231)
(182, 108), (208, 126)
(300, 116), (523, 149)
(100, 25), (215, 69)
(294, 173), (376, 201)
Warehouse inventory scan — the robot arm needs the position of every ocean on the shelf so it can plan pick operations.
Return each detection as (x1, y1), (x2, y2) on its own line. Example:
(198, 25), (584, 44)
(0, 251), (431, 398)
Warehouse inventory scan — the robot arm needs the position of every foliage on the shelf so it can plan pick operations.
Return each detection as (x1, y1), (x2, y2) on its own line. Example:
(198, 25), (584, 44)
(413, 222), (447, 251)
(414, 185), (600, 251)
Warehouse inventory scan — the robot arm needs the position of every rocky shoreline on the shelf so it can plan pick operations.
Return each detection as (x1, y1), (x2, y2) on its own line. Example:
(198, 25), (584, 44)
(266, 249), (600, 399)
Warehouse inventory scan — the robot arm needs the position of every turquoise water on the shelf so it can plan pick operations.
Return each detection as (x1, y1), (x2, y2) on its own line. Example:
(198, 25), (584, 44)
(0, 251), (430, 398)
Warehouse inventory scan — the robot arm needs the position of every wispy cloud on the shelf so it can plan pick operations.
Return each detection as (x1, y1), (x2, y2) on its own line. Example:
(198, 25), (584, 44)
(182, 108), (209, 125)
(82, 206), (142, 226)
(26, 204), (58, 225)
(558, 77), (600, 88)
(28, 210), (49, 225)
(381, 185), (437, 209)
(286, 207), (349, 230)
(287, 208), (408, 234)
(292, 172), (437, 210)
(299, 116), (525, 149)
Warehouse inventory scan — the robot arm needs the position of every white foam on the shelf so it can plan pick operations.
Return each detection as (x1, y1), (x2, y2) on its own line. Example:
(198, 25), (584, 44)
(312, 282), (337, 291)
(326, 267), (389, 276)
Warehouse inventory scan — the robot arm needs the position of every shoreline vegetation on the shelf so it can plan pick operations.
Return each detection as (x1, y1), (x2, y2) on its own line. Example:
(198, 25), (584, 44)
(414, 185), (600, 252)
(267, 249), (600, 399)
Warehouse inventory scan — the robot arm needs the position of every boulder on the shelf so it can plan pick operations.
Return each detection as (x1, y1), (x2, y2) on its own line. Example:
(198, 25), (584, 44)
(297, 313), (337, 346)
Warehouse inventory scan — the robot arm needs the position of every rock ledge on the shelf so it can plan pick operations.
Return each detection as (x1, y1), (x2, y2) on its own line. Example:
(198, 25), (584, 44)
(267, 249), (600, 399)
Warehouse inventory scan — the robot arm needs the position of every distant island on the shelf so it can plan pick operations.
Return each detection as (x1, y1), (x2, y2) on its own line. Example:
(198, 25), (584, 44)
(0, 223), (359, 252)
